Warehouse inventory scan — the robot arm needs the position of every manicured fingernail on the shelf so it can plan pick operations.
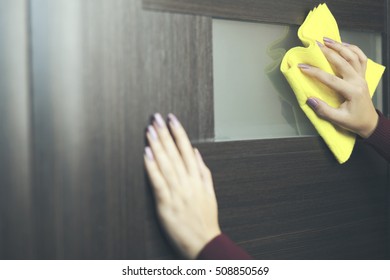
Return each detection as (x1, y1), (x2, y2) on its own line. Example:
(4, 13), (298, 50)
(145, 147), (154, 161)
(342, 42), (350, 46)
(154, 113), (165, 128)
(307, 98), (319, 109)
(148, 125), (158, 140)
(298, 64), (311, 70)
(168, 113), (180, 127)
(323, 37), (335, 44)
(316, 40), (324, 47)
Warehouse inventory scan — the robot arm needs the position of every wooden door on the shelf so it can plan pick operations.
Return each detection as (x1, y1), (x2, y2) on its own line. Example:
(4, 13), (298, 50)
(0, 0), (388, 259)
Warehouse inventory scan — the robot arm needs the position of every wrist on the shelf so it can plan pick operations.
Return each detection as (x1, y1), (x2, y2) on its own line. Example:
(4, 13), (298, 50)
(359, 110), (379, 139)
(188, 227), (222, 259)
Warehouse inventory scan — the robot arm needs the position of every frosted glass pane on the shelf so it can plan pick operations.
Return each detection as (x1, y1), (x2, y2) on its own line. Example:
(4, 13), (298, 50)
(340, 30), (383, 109)
(213, 19), (383, 141)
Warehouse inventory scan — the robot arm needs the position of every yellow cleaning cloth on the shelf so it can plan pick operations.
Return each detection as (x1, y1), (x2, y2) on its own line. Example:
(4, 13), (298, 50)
(280, 3), (385, 163)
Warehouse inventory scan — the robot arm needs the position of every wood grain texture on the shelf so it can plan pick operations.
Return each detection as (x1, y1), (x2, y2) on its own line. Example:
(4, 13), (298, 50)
(0, 0), (33, 259)
(382, 0), (390, 257)
(28, 0), (212, 259)
(2, 0), (388, 260)
(386, 0), (390, 261)
(385, 0), (390, 118)
(143, 0), (384, 31)
(196, 138), (389, 259)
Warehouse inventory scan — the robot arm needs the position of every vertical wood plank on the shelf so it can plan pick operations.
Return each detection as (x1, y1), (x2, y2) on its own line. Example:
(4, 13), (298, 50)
(80, 0), (213, 259)
(29, 0), (213, 259)
(385, 0), (390, 117)
(384, 0), (390, 259)
(0, 0), (33, 259)
(30, 0), (87, 259)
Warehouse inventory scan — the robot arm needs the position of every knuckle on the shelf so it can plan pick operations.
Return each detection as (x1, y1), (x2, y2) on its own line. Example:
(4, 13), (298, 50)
(311, 67), (325, 80)
(161, 164), (175, 178)
(351, 46), (367, 63)
(347, 54), (359, 64)
(327, 74), (339, 85)
(204, 167), (212, 178)
(336, 59), (350, 71)
(350, 45), (360, 52)
(315, 106), (326, 117)
(340, 49), (358, 64)
(355, 77), (368, 86)
(344, 56), (353, 63)
(355, 82), (369, 96)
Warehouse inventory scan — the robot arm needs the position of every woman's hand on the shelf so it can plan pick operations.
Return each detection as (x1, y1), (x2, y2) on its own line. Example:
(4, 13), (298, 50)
(298, 37), (379, 138)
(144, 113), (221, 259)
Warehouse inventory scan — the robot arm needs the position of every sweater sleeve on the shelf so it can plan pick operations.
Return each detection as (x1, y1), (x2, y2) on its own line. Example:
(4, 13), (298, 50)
(363, 111), (390, 162)
(196, 233), (253, 260)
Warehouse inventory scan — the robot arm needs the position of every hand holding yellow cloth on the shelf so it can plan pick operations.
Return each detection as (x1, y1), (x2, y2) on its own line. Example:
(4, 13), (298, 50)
(280, 3), (385, 163)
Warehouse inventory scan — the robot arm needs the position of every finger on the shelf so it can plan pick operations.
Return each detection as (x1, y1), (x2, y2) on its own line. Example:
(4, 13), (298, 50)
(306, 97), (347, 127)
(167, 114), (200, 178)
(153, 113), (188, 181)
(147, 125), (181, 191)
(298, 64), (353, 100)
(323, 37), (362, 75)
(342, 43), (368, 77)
(318, 42), (355, 79)
(144, 147), (171, 204)
(194, 148), (214, 194)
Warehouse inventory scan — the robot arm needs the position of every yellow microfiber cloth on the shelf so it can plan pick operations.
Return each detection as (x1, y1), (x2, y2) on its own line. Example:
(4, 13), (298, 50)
(280, 3), (385, 164)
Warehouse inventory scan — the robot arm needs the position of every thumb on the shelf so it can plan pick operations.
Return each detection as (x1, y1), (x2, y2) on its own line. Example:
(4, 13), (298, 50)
(306, 97), (346, 127)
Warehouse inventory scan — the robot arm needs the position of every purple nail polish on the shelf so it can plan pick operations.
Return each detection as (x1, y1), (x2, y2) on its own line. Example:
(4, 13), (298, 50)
(148, 125), (158, 140)
(145, 147), (154, 161)
(154, 113), (165, 128)
(298, 64), (311, 70)
(316, 40), (324, 47)
(168, 113), (180, 127)
(307, 98), (319, 109)
(323, 37), (335, 44)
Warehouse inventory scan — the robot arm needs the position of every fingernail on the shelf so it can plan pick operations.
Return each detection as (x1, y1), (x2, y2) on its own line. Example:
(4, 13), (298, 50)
(298, 64), (311, 70)
(168, 113), (180, 127)
(145, 147), (154, 161)
(148, 125), (158, 140)
(154, 113), (165, 128)
(323, 37), (335, 44)
(342, 42), (350, 46)
(307, 98), (319, 109)
(316, 40), (324, 47)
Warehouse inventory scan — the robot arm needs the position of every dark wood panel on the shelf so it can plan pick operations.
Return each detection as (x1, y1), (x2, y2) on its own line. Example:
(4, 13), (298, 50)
(384, 0), (390, 117)
(29, 0), (86, 259)
(29, 0), (212, 259)
(0, 0), (34, 259)
(189, 139), (388, 259)
(3, 0), (386, 260)
(143, 0), (384, 31)
(383, 0), (390, 258)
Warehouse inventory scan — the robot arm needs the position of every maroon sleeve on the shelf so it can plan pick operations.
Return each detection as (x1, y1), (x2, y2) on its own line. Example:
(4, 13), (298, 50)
(363, 111), (390, 162)
(196, 233), (253, 260)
